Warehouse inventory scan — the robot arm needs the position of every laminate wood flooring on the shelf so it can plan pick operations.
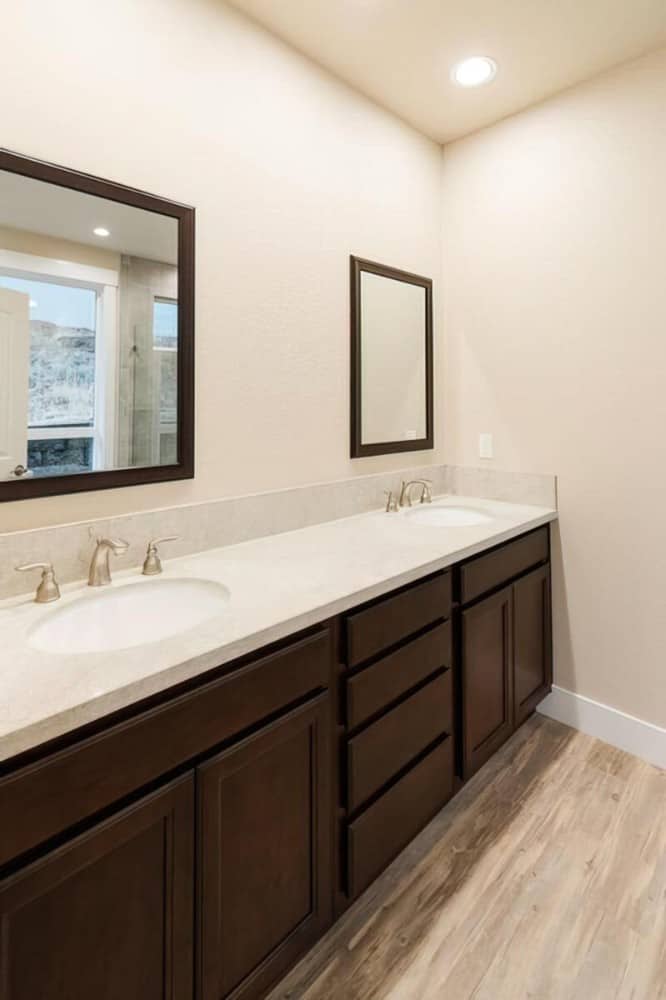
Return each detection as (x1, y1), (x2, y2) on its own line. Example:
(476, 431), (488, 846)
(269, 715), (666, 1000)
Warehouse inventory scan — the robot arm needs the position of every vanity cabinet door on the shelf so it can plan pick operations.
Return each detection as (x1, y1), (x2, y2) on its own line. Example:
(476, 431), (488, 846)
(514, 564), (552, 726)
(461, 586), (514, 779)
(196, 695), (332, 1000)
(0, 774), (194, 1000)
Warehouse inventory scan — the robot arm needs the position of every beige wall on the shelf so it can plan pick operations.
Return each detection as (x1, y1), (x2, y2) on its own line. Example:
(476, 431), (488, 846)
(0, 0), (443, 531)
(442, 48), (666, 728)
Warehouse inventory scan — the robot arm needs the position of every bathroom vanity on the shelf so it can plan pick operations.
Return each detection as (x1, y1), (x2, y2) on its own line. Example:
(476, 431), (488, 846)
(0, 155), (553, 1000)
(0, 513), (552, 1000)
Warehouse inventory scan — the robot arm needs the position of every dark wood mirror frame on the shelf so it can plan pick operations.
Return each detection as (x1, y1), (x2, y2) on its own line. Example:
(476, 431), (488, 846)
(350, 255), (433, 458)
(0, 149), (195, 502)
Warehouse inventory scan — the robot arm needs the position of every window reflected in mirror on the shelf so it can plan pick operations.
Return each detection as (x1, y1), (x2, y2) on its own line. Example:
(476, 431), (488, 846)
(0, 275), (97, 476)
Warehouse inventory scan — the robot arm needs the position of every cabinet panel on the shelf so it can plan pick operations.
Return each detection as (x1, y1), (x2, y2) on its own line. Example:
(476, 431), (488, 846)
(0, 775), (194, 1000)
(462, 586), (514, 778)
(514, 565), (552, 725)
(197, 696), (331, 1000)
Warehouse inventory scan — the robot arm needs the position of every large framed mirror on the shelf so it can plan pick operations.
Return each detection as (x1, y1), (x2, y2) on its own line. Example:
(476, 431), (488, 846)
(350, 256), (433, 458)
(0, 149), (194, 502)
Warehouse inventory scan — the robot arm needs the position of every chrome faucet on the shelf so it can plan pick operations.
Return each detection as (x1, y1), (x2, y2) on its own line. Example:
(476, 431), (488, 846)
(88, 537), (129, 587)
(399, 479), (433, 507)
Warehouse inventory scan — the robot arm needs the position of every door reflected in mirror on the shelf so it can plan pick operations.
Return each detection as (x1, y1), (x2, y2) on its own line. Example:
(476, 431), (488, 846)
(350, 257), (433, 458)
(0, 150), (194, 500)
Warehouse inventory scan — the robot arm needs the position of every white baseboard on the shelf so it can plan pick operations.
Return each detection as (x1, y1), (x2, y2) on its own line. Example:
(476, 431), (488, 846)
(537, 685), (666, 771)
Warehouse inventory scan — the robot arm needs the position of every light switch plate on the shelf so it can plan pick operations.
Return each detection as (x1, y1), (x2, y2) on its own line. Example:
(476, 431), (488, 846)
(479, 433), (493, 460)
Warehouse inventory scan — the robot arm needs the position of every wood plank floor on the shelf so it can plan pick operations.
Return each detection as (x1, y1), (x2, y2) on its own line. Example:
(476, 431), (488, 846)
(269, 716), (666, 1000)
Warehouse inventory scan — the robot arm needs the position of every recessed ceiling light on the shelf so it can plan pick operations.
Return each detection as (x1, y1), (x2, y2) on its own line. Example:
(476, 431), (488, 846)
(452, 56), (497, 88)
(93, 226), (110, 237)
(29, 299), (38, 309)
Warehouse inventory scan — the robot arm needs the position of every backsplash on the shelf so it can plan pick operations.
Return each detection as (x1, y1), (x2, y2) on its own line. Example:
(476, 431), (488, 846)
(0, 465), (556, 600)
(446, 465), (558, 508)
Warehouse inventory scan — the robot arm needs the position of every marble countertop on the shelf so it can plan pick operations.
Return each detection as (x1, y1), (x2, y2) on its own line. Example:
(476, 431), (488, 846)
(0, 495), (557, 764)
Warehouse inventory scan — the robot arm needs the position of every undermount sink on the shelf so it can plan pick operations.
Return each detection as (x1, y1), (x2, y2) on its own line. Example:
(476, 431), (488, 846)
(29, 578), (230, 655)
(405, 503), (493, 528)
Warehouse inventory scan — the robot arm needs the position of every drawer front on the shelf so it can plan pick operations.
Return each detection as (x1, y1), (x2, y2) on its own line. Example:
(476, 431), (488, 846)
(345, 573), (452, 668)
(460, 527), (549, 604)
(347, 737), (453, 899)
(347, 671), (452, 813)
(347, 621), (451, 729)
(0, 628), (330, 868)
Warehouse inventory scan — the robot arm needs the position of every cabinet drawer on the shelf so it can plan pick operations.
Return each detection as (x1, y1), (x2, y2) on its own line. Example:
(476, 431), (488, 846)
(347, 621), (451, 729)
(345, 573), (452, 668)
(460, 527), (548, 604)
(347, 671), (452, 813)
(347, 737), (453, 899)
(0, 628), (330, 868)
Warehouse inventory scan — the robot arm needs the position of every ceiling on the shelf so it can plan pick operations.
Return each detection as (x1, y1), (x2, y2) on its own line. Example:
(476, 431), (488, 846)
(226, 0), (666, 143)
(0, 170), (178, 265)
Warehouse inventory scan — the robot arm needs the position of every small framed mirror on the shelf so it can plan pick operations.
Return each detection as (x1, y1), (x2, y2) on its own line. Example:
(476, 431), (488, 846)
(350, 256), (433, 458)
(0, 149), (194, 502)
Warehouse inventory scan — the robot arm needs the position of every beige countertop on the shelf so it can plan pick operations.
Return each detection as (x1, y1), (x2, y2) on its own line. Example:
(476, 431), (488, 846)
(0, 495), (557, 763)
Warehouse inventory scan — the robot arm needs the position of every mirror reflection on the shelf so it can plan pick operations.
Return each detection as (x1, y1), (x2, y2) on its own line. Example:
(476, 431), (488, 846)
(360, 271), (427, 445)
(0, 169), (179, 481)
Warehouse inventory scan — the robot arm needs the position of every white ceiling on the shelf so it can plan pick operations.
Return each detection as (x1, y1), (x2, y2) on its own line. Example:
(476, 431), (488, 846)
(0, 170), (178, 265)
(227, 0), (666, 143)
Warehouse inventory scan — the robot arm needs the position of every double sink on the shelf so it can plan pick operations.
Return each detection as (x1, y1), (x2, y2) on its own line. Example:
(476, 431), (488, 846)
(25, 497), (492, 656)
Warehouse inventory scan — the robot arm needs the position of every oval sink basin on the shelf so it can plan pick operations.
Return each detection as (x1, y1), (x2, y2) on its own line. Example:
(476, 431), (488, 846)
(405, 504), (493, 528)
(29, 578), (230, 654)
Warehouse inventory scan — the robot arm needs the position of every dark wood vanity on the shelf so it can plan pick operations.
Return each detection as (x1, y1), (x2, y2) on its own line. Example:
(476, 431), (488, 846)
(0, 525), (551, 1000)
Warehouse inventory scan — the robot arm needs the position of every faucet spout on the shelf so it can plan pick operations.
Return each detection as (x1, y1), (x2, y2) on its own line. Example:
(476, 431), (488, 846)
(88, 537), (129, 587)
(399, 480), (433, 507)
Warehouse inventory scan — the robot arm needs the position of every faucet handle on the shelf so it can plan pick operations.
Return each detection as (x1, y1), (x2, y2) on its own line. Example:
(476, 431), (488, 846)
(16, 562), (61, 604)
(143, 536), (179, 576)
(384, 491), (399, 513)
